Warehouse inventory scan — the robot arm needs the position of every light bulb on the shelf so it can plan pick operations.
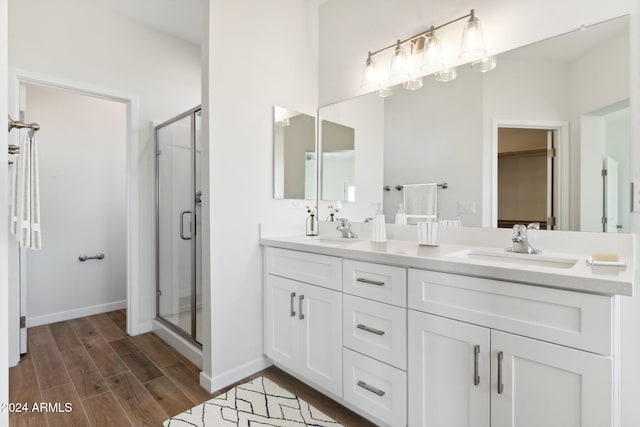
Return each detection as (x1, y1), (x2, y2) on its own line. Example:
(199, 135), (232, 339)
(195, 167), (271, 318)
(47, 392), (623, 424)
(421, 29), (444, 72)
(362, 53), (380, 89)
(389, 40), (410, 80)
(471, 56), (497, 72)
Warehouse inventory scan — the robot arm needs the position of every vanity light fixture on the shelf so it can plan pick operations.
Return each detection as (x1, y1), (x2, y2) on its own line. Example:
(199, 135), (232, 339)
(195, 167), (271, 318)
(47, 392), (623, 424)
(434, 67), (458, 82)
(361, 9), (494, 96)
(459, 9), (486, 60)
(471, 55), (497, 72)
(389, 40), (410, 80)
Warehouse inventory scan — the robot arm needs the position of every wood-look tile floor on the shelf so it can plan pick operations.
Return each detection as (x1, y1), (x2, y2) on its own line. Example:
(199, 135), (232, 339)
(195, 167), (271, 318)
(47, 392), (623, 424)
(9, 310), (374, 427)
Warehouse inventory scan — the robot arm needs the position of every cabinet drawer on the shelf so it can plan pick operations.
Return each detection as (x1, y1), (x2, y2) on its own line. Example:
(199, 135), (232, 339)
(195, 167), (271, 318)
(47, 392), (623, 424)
(343, 348), (407, 427)
(343, 295), (406, 370)
(408, 269), (614, 355)
(265, 247), (342, 291)
(343, 260), (406, 306)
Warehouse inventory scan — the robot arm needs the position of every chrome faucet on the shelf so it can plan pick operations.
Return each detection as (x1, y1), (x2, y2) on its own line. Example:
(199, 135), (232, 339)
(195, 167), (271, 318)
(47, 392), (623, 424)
(336, 218), (358, 239)
(506, 223), (541, 254)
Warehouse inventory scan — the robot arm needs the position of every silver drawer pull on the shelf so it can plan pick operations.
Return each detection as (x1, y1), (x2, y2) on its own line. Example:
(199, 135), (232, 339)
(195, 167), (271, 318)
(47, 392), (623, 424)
(357, 380), (385, 397)
(299, 295), (305, 320)
(79, 253), (105, 262)
(356, 277), (385, 286)
(290, 292), (296, 317)
(473, 345), (480, 386)
(497, 351), (504, 394)
(357, 324), (385, 336)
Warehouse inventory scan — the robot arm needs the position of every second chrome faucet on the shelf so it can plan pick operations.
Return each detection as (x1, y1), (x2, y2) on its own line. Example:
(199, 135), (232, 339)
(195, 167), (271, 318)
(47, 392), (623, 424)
(506, 223), (542, 254)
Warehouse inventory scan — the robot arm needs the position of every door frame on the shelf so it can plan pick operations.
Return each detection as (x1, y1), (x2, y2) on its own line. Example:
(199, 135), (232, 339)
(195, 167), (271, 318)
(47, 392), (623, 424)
(489, 119), (569, 230)
(7, 68), (141, 365)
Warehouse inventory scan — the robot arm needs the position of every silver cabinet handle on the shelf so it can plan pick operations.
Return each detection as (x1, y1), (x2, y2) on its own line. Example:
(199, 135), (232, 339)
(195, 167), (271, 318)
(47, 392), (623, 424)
(356, 277), (385, 286)
(78, 253), (105, 262)
(299, 295), (305, 320)
(473, 345), (480, 386)
(290, 292), (296, 317)
(180, 210), (192, 240)
(357, 324), (385, 336)
(357, 380), (385, 397)
(497, 351), (504, 394)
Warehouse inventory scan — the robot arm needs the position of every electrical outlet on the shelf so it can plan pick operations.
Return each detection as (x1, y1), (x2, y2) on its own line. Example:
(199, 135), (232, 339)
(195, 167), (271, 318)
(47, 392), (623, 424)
(289, 200), (302, 209)
(632, 182), (640, 213)
(457, 201), (476, 214)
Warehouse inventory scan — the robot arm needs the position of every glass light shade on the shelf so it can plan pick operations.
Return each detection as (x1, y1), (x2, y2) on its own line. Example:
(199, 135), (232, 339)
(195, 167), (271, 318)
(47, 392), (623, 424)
(403, 78), (424, 91)
(421, 35), (444, 72)
(471, 55), (497, 72)
(377, 86), (393, 98)
(459, 15), (486, 60)
(362, 55), (380, 89)
(434, 67), (458, 82)
(389, 41), (410, 80)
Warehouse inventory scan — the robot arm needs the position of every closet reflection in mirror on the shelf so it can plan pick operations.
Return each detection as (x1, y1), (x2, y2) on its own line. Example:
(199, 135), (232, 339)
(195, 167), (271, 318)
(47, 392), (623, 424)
(321, 120), (355, 201)
(273, 106), (316, 199)
(317, 15), (629, 232)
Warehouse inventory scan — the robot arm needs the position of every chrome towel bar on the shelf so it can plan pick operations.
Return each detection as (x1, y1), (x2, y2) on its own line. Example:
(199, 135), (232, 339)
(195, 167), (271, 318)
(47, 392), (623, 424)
(79, 253), (105, 262)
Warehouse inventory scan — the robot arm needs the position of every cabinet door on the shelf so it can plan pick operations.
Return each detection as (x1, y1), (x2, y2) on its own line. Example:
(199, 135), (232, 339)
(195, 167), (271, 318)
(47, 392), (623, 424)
(298, 282), (342, 396)
(264, 275), (300, 370)
(491, 330), (613, 427)
(408, 311), (490, 427)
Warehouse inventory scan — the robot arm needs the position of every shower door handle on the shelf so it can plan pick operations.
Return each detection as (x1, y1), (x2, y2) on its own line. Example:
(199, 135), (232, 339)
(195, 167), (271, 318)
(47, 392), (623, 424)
(180, 211), (192, 240)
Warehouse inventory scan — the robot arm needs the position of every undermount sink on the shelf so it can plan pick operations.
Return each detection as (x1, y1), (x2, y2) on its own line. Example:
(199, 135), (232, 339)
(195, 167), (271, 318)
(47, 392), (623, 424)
(447, 249), (578, 269)
(314, 237), (361, 244)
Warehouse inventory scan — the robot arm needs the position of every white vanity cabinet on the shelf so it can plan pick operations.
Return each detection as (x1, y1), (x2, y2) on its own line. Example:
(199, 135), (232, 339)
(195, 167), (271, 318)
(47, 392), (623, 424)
(342, 260), (408, 426)
(264, 248), (343, 397)
(408, 269), (615, 427)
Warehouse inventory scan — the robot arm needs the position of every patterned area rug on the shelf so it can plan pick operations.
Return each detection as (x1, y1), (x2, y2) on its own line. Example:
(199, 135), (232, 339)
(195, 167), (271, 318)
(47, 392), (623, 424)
(163, 376), (344, 426)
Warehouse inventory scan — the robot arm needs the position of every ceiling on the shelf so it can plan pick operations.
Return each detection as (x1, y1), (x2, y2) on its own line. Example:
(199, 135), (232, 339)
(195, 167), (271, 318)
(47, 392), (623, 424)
(85, 0), (205, 46)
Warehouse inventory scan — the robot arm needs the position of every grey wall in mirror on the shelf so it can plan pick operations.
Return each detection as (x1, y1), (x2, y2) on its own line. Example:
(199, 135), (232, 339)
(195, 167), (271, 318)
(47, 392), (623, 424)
(273, 106), (316, 200)
(318, 16), (629, 232)
(321, 120), (355, 201)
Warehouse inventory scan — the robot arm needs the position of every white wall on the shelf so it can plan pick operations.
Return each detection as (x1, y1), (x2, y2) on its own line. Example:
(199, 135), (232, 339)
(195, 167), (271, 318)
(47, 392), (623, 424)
(319, 1), (640, 425)
(24, 85), (127, 325)
(8, 0), (201, 331)
(0, 0), (9, 424)
(202, 0), (320, 390)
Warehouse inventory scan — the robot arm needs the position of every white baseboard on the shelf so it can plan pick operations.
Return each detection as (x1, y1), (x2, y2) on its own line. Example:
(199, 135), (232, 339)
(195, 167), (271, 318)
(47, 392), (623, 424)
(203, 356), (272, 393)
(26, 300), (127, 327)
(152, 320), (203, 369)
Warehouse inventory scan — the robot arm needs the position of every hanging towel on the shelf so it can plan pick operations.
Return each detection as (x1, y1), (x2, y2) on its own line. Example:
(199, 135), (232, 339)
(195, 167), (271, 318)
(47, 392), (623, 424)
(403, 183), (437, 224)
(10, 149), (18, 236)
(15, 132), (42, 250)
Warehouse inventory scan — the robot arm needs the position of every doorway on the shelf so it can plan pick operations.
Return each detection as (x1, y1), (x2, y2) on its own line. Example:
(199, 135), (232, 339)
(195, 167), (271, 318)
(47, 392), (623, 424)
(497, 127), (555, 229)
(155, 107), (203, 346)
(8, 71), (140, 367)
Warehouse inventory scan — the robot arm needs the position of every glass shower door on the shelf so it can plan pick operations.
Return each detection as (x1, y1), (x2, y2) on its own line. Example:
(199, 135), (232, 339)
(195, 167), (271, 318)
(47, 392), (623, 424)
(156, 108), (201, 344)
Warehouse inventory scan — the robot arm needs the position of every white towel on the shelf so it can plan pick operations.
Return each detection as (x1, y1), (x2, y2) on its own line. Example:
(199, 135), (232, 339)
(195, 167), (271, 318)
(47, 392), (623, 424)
(10, 151), (18, 236)
(403, 183), (437, 225)
(15, 132), (42, 250)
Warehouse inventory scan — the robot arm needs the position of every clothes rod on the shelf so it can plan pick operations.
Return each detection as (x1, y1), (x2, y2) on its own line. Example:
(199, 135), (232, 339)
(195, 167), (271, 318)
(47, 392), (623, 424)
(8, 115), (40, 133)
(383, 183), (449, 191)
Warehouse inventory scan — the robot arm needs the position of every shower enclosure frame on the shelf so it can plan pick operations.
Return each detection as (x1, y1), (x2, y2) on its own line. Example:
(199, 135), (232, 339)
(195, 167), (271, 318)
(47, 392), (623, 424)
(155, 105), (202, 347)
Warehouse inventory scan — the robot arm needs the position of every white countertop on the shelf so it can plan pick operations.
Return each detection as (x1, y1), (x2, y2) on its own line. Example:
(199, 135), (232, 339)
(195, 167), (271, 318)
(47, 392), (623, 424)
(260, 233), (634, 296)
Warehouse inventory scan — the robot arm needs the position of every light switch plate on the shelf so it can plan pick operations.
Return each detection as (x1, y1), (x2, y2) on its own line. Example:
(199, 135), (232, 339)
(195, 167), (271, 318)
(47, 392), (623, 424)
(458, 201), (476, 214)
(632, 182), (640, 213)
(288, 200), (302, 209)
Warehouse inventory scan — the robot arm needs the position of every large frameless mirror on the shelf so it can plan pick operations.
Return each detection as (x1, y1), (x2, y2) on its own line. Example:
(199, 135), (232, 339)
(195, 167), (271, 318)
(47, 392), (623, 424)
(317, 15), (629, 233)
(273, 106), (317, 200)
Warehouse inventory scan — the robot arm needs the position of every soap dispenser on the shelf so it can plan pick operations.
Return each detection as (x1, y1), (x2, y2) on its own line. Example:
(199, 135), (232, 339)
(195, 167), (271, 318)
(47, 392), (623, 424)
(372, 203), (387, 243)
(395, 203), (407, 225)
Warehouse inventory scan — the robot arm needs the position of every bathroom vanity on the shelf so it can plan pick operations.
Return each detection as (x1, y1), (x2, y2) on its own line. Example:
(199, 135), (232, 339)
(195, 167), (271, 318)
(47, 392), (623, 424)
(261, 227), (634, 427)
